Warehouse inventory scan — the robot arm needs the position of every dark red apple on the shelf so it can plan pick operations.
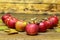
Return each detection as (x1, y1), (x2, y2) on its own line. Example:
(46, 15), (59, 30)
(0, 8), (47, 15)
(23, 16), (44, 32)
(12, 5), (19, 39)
(39, 21), (47, 32)
(43, 20), (53, 29)
(4, 17), (12, 25)
(48, 15), (59, 26)
(7, 17), (18, 28)
(1, 14), (11, 23)
(25, 23), (39, 35)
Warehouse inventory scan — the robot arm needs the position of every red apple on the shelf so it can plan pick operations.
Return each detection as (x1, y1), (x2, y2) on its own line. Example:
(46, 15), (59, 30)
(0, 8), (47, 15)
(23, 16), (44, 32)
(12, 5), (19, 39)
(43, 20), (53, 29)
(48, 15), (59, 26)
(1, 14), (11, 23)
(39, 21), (47, 32)
(25, 23), (39, 35)
(7, 17), (18, 28)
(4, 17), (12, 25)
(15, 21), (27, 32)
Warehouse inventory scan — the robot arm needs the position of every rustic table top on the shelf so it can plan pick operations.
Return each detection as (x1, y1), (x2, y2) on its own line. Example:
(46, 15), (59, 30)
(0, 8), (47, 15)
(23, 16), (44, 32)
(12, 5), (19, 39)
(0, 14), (60, 40)
(0, 31), (60, 40)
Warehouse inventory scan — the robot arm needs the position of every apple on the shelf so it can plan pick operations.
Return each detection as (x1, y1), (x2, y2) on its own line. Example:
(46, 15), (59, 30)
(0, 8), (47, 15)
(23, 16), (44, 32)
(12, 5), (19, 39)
(39, 21), (47, 32)
(43, 18), (53, 29)
(4, 17), (12, 25)
(7, 17), (18, 28)
(42, 19), (53, 29)
(1, 14), (11, 23)
(25, 23), (39, 35)
(48, 15), (59, 26)
(15, 21), (27, 32)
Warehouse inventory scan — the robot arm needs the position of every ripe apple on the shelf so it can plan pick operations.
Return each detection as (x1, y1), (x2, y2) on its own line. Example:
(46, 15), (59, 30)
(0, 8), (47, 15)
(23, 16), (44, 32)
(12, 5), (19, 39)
(15, 21), (27, 32)
(4, 17), (12, 25)
(1, 14), (11, 23)
(48, 15), (59, 26)
(25, 23), (39, 35)
(39, 21), (47, 32)
(43, 20), (53, 29)
(7, 17), (18, 28)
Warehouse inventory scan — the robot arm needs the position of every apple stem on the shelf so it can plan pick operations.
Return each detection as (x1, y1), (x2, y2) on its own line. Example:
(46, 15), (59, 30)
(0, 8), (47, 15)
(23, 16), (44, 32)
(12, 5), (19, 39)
(32, 20), (36, 24)
(28, 21), (32, 24)
(42, 18), (48, 21)
(31, 17), (37, 24)
(39, 20), (42, 23)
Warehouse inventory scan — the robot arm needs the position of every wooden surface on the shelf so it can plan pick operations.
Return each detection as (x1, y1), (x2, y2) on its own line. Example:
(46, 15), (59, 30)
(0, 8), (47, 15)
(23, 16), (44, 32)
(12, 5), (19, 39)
(0, 14), (60, 40)
(0, 31), (60, 40)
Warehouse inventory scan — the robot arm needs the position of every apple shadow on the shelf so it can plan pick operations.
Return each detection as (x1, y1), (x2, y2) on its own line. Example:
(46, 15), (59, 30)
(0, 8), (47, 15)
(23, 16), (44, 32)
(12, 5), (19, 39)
(26, 33), (38, 36)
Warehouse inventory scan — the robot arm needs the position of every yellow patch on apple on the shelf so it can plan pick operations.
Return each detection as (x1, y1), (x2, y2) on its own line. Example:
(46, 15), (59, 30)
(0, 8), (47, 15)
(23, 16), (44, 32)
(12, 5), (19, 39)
(15, 21), (27, 32)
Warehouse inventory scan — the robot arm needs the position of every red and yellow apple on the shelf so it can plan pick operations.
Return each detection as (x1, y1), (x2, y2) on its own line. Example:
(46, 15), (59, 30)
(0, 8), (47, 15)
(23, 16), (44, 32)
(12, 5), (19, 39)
(15, 21), (27, 32)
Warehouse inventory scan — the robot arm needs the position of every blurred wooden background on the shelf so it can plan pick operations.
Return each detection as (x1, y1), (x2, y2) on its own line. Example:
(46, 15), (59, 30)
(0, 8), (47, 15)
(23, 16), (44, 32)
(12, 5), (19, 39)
(0, 0), (60, 14)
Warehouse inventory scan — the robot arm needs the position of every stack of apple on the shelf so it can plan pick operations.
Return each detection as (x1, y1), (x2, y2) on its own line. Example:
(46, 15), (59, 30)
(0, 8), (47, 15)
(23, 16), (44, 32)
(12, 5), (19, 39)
(1, 14), (59, 35)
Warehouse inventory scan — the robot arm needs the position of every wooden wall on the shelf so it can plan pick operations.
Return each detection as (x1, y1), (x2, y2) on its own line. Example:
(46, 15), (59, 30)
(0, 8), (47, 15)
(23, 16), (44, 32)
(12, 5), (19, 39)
(0, 0), (60, 14)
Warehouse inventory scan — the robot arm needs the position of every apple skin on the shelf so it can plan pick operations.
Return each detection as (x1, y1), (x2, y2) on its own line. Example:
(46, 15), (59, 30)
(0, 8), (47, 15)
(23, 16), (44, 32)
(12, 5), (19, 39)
(5, 17), (12, 25)
(48, 15), (59, 26)
(1, 14), (11, 23)
(43, 20), (53, 29)
(15, 21), (27, 32)
(39, 22), (47, 32)
(7, 17), (18, 28)
(25, 23), (39, 35)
